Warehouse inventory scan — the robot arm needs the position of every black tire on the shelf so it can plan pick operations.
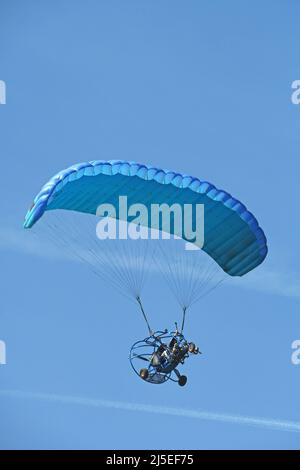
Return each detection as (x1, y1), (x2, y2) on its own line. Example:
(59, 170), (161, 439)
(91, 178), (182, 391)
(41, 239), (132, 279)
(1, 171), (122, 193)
(188, 342), (196, 353)
(140, 368), (149, 380)
(178, 375), (187, 387)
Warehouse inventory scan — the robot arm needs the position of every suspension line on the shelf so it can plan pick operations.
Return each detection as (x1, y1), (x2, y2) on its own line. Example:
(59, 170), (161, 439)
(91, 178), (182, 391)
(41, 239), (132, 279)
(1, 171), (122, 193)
(181, 306), (187, 333)
(136, 296), (153, 336)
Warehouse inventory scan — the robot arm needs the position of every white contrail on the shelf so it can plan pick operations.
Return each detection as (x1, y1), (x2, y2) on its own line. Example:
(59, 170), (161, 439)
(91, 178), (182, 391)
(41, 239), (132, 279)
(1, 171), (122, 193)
(1, 389), (300, 434)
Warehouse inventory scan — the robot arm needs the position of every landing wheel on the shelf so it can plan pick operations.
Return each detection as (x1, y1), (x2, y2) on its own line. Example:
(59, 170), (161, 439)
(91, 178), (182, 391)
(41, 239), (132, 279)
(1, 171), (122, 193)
(140, 368), (149, 380)
(188, 342), (196, 353)
(178, 375), (187, 387)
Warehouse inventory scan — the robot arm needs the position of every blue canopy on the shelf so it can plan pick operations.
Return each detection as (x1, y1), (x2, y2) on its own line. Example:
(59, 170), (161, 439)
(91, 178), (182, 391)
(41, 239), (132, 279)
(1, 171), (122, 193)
(24, 160), (267, 276)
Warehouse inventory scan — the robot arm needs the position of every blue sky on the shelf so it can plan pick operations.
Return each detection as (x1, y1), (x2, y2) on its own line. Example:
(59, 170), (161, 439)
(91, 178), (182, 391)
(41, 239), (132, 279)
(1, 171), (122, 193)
(1, 0), (300, 449)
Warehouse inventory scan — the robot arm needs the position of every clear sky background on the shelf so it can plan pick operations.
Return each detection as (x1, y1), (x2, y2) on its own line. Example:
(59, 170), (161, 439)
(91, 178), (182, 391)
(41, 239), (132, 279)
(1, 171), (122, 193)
(0, 0), (300, 450)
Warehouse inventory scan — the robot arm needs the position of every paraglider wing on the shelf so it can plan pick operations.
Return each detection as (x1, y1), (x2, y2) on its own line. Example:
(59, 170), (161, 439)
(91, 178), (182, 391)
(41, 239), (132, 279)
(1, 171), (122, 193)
(24, 160), (267, 277)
